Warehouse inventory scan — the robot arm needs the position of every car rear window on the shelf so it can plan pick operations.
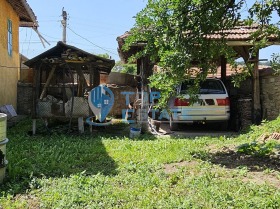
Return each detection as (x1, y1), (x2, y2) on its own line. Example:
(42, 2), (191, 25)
(181, 79), (226, 94)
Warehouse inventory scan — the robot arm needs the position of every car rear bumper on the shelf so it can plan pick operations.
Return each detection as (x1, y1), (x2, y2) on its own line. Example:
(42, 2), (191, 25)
(173, 115), (230, 122)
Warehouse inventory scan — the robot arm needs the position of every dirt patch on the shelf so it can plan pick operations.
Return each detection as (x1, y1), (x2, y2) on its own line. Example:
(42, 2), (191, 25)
(164, 161), (199, 174)
(13, 194), (41, 209)
(242, 171), (280, 188)
(207, 146), (280, 188)
(164, 147), (280, 189)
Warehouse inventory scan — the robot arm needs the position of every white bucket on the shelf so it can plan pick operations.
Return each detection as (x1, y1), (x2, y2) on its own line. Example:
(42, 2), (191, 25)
(130, 127), (141, 138)
(0, 113), (7, 142)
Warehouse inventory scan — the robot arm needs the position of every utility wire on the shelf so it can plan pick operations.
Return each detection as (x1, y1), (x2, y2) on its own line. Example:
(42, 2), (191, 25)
(67, 26), (118, 56)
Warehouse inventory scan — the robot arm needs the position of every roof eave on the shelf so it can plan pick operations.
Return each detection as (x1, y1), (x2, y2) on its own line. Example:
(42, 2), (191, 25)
(7, 0), (38, 28)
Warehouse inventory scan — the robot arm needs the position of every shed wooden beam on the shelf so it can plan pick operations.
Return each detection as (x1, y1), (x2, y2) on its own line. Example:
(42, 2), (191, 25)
(39, 65), (56, 99)
(232, 46), (250, 62)
(227, 41), (280, 46)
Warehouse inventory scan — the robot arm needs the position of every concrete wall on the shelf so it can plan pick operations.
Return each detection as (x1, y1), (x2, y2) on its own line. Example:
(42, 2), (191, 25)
(0, 1), (20, 109)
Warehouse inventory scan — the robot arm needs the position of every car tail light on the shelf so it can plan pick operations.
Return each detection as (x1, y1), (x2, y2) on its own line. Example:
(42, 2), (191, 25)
(217, 97), (230, 106)
(174, 98), (189, 106)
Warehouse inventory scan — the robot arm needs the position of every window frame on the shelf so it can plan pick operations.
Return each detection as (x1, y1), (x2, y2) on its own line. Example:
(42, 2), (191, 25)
(7, 19), (13, 56)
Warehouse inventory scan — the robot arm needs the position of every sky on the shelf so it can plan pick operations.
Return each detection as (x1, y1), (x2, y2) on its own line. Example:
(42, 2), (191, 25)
(20, 0), (279, 62)
(20, 0), (148, 61)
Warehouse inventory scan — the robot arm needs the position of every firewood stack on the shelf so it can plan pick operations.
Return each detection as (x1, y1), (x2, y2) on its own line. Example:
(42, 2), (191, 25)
(237, 98), (252, 130)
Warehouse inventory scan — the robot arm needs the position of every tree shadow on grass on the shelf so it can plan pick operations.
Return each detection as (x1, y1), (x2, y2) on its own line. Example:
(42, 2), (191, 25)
(2, 122), (119, 194)
(2, 118), (158, 195)
(195, 148), (280, 172)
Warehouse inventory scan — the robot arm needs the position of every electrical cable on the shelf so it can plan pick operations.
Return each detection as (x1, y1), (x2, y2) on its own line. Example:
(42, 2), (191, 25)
(67, 26), (118, 56)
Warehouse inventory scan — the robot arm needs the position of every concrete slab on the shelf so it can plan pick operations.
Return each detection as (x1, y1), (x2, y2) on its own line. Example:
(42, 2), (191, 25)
(155, 122), (238, 138)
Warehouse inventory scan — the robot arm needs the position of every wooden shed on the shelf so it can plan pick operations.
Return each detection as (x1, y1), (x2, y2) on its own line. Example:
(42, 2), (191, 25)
(24, 41), (115, 133)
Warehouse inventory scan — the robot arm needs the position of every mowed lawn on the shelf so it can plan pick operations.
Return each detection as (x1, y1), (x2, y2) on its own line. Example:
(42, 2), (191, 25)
(0, 117), (280, 208)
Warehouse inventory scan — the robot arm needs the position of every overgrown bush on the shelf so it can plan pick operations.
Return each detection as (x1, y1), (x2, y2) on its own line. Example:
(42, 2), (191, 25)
(237, 140), (279, 157)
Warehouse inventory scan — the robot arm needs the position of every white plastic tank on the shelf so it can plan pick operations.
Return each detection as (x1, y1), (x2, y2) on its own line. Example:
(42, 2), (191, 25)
(0, 113), (7, 141)
(0, 113), (7, 183)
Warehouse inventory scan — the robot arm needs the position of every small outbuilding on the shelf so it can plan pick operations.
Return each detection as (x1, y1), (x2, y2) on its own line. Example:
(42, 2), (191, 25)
(24, 41), (115, 133)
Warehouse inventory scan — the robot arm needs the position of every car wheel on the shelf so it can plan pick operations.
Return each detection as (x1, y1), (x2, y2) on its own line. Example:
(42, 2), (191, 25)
(169, 116), (178, 131)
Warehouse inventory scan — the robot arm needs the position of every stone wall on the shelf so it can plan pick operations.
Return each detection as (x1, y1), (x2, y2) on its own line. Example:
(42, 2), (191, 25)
(17, 83), (33, 115)
(260, 71), (280, 120)
(223, 78), (253, 130)
(225, 69), (280, 130)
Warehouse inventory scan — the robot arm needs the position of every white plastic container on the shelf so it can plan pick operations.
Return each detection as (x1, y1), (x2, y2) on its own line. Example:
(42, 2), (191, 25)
(130, 127), (141, 138)
(0, 138), (8, 184)
(0, 113), (7, 142)
(0, 138), (9, 160)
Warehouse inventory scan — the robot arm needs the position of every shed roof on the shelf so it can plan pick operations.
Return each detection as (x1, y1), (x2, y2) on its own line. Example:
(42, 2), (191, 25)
(24, 41), (115, 74)
(7, 0), (38, 28)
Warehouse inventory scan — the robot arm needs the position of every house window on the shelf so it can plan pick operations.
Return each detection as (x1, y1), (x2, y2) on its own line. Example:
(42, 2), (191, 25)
(7, 19), (12, 56)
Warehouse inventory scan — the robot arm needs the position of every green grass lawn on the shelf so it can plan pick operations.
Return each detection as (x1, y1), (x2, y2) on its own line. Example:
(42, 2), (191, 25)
(0, 117), (280, 208)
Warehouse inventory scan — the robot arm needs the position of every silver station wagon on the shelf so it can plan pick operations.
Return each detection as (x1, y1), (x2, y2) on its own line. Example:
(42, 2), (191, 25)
(168, 78), (230, 131)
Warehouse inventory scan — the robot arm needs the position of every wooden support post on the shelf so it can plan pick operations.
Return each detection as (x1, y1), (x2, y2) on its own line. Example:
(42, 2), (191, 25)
(76, 65), (89, 97)
(32, 64), (41, 118)
(78, 117), (84, 133)
(32, 119), (36, 135)
(89, 65), (94, 89)
(93, 70), (100, 88)
(220, 55), (227, 82)
(89, 123), (93, 133)
(252, 50), (261, 124)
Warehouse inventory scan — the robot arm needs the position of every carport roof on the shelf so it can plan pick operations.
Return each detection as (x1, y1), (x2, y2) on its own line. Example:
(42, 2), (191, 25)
(117, 24), (280, 62)
(206, 24), (280, 46)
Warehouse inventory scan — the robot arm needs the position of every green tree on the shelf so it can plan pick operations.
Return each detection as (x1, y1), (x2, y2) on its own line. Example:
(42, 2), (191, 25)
(112, 60), (137, 74)
(124, 0), (280, 108)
